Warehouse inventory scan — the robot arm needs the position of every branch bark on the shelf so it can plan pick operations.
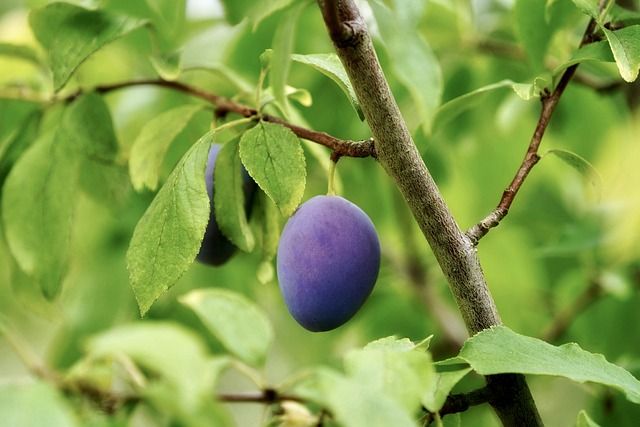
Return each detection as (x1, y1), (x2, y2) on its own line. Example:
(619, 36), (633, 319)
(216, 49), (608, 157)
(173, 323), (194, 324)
(60, 79), (376, 159)
(317, 1), (542, 425)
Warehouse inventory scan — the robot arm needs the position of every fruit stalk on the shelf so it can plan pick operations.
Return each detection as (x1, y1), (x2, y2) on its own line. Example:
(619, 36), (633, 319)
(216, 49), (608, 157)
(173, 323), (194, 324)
(317, 1), (543, 425)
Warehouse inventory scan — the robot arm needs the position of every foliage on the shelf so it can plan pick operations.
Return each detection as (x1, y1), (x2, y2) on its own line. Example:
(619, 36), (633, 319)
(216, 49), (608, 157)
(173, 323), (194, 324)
(0, 0), (639, 426)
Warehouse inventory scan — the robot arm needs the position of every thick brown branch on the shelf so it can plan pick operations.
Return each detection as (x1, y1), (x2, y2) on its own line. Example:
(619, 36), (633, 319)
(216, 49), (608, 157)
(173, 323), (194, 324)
(542, 279), (603, 342)
(467, 11), (604, 244)
(61, 79), (376, 159)
(319, 1), (542, 425)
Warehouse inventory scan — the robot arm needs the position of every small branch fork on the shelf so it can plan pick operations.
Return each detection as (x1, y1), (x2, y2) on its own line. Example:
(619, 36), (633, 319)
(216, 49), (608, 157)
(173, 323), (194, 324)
(60, 79), (376, 159)
(466, 5), (606, 244)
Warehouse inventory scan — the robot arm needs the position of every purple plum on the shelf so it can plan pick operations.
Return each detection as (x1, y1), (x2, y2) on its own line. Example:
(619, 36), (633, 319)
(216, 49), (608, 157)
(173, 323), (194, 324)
(277, 195), (381, 331)
(197, 143), (256, 266)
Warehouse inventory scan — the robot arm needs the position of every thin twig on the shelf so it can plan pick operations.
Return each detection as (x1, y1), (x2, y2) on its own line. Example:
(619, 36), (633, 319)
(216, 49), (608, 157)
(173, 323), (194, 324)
(217, 389), (306, 404)
(467, 7), (606, 244)
(542, 279), (603, 342)
(59, 79), (376, 159)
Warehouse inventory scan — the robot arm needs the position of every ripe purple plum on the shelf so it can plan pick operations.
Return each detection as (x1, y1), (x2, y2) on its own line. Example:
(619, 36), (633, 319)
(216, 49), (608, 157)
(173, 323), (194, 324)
(197, 143), (256, 266)
(277, 195), (380, 331)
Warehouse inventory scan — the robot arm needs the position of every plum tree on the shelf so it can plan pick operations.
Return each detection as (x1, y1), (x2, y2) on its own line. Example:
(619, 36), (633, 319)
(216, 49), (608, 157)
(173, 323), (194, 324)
(197, 143), (257, 266)
(277, 195), (381, 331)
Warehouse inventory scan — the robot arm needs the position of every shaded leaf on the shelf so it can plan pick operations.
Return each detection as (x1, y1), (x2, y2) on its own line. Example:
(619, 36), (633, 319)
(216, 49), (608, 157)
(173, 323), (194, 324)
(344, 336), (436, 413)
(422, 367), (473, 413)
(546, 148), (602, 190)
(180, 288), (273, 366)
(576, 410), (601, 427)
(214, 138), (255, 252)
(553, 40), (615, 75)
(2, 132), (77, 299)
(292, 53), (363, 119)
(0, 42), (43, 67)
(515, 0), (553, 69)
(432, 80), (520, 134)
(0, 382), (78, 427)
(129, 104), (204, 191)
(294, 368), (417, 427)
(457, 326), (640, 404)
(369, 0), (442, 132)
(239, 122), (305, 217)
(220, 0), (295, 28)
(570, 0), (599, 18)
(88, 322), (224, 411)
(127, 133), (211, 315)
(29, 2), (145, 90)
(270, 2), (306, 117)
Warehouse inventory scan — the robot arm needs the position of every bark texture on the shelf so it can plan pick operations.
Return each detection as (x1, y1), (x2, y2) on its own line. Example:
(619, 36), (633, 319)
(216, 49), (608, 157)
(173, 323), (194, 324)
(318, 1), (543, 425)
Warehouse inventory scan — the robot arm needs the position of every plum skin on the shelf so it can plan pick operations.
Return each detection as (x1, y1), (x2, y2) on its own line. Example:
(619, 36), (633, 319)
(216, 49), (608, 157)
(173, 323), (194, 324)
(277, 195), (381, 332)
(196, 143), (256, 266)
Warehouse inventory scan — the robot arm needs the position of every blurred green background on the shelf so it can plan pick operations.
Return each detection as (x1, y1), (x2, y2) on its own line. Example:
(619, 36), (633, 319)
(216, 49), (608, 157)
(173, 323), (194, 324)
(0, 0), (639, 426)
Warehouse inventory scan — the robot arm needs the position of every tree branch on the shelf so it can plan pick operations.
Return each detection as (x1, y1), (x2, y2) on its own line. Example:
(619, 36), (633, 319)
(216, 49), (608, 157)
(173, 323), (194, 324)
(59, 79), (376, 159)
(318, 1), (542, 425)
(467, 9), (605, 244)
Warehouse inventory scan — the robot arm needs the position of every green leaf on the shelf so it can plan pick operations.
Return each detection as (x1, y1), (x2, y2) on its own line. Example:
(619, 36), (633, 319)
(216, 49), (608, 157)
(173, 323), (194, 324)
(88, 322), (224, 411)
(239, 122), (305, 217)
(214, 138), (255, 252)
(369, 0), (442, 132)
(422, 367), (473, 412)
(511, 75), (551, 100)
(570, 0), (599, 18)
(0, 42), (43, 67)
(129, 104), (204, 192)
(255, 193), (281, 285)
(294, 368), (418, 427)
(292, 53), (363, 120)
(2, 132), (78, 298)
(29, 2), (145, 90)
(220, 0), (295, 28)
(0, 382), (78, 427)
(127, 133), (211, 315)
(432, 80), (520, 134)
(145, 0), (186, 50)
(553, 40), (615, 75)
(180, 24), (250, 93)
(2, 93), (118, 298)
(576, 410), (601, 427)
(602, 25), (640, 82)
(344, 336), (436, 413)
(515, 0), (553, 69)
(179, 288), (273, 366)
(456, 326), (640, 404)
(270, 3), (306, 117)
(546, 148), (602, 190)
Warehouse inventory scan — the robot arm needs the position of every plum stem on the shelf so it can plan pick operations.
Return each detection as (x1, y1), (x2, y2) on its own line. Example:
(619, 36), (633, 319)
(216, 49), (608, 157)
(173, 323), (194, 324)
(326, 157), (339, 196)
